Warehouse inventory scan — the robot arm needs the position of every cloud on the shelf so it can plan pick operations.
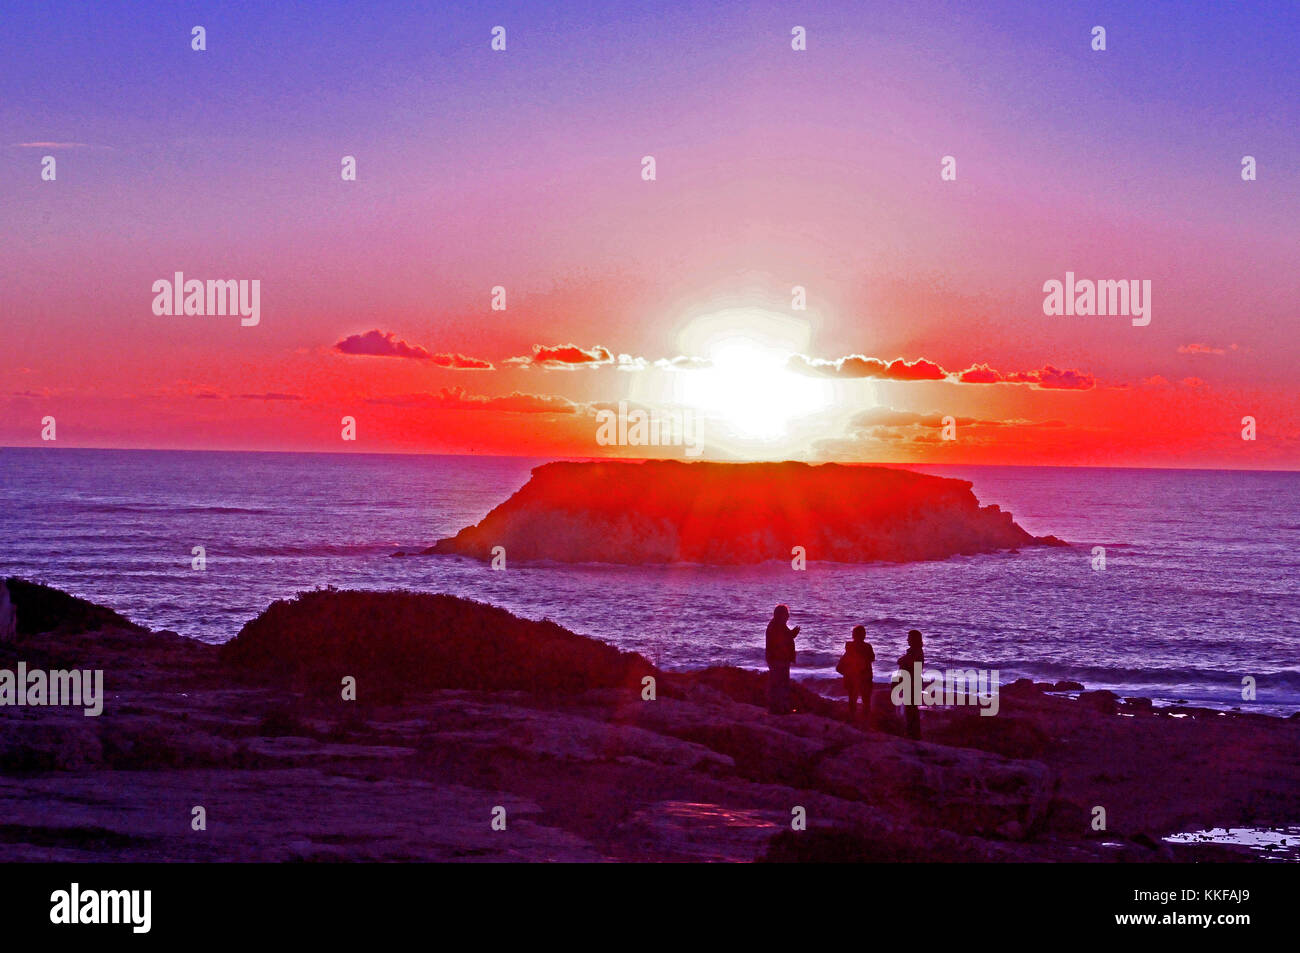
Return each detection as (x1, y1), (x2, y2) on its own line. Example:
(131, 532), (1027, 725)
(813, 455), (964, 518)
(848, 407), (984, 431)
(1013, 365), (1096, 390)
(335, 330), (433, 360)
(1138, 375), (1209, 390)
(849, 406), (1065, 432)
(187, 389), (303, 401)
(611, 354), (650, 371)
(506, 344), (615, 369)
(368, 386), (580, 414)
(655, 355), (712, 370)
(789, 354), (946, 381)
(430, 353), (494, 370)
(333, 330), (492, 368)
(953, 363), (1001, 384)
(956, 363), (1096, 390)
(1177, 343), (1237, 355)
(821, 406), (1065, 454)
(605, 353), (712, 372)
(789, 353), (1096, 390)
(505, 345), (710, 372)
(10, 141), (92, 149)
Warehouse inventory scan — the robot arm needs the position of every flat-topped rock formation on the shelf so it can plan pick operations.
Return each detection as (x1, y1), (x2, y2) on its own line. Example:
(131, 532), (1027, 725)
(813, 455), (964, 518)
(425, 460), (1065, 565)
(2, 581), (1293, 862)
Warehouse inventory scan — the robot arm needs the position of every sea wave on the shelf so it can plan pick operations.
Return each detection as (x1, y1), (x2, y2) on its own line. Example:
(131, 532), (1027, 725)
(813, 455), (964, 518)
(64, 502), (273, 516)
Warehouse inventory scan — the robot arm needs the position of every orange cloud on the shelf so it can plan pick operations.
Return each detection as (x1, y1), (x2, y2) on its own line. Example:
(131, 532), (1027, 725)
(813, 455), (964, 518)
(956, 363), (1096, 390)
(791, 353), (1097, 390)
(506, 344), (615, 369)
(429, 353), (494, 370)
(846, 407), (1062, 431)
(1139, 375), (1209, 390)
(367, 387), (580, 414)
(1177, 343), (1238, 355)
(789, 354), (946, 381)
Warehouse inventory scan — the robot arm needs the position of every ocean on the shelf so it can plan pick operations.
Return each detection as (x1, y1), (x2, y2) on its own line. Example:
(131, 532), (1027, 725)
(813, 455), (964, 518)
(2, 447), (1297, 715)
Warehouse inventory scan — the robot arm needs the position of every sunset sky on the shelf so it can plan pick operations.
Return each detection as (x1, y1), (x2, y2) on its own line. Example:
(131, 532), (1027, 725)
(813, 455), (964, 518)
(2, 0), (1297, 468)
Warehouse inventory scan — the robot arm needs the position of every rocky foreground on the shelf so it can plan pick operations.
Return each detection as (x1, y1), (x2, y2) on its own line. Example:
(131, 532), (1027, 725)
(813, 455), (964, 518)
(1, 579), (1295, 862)
(424, 460), (1066, 564)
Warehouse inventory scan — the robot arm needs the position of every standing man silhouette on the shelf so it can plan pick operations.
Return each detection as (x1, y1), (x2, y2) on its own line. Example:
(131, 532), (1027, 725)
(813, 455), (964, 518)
(897, 629), (925, 739)
(766, 604), (800, 714)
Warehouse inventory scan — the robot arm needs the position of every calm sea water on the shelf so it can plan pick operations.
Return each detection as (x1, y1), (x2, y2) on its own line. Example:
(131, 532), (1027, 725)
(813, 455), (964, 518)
(2, 448), (1297, 714)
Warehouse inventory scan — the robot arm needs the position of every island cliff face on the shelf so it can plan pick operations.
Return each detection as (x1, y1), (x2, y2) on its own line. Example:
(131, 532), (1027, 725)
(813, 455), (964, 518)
(426, 460), (1064, 564)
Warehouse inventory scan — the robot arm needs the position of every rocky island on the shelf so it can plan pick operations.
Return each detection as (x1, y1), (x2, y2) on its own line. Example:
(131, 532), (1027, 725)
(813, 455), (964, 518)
(425, 460), (1066, 565)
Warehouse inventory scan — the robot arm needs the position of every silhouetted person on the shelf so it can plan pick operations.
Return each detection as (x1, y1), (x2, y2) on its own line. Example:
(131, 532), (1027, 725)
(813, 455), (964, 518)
(896, 629), (924, 739)
(765, 604), (799, 714)
(836, 625), (875, 724)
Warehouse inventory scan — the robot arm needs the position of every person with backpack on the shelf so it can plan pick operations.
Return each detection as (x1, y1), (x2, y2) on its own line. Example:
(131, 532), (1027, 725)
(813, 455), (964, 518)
(835, 625), (875, 724)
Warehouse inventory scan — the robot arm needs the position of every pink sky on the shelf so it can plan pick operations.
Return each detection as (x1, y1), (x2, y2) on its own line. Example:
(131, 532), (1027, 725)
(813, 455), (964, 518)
(2, 1), (1296, 467)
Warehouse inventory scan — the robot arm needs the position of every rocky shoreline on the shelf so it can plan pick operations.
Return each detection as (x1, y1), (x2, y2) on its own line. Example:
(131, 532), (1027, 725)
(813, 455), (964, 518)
(1, 579), (1295, 862)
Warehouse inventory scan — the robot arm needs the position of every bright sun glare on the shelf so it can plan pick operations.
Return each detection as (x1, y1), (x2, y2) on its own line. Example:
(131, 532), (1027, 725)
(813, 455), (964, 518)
(674, 330), (833, 441)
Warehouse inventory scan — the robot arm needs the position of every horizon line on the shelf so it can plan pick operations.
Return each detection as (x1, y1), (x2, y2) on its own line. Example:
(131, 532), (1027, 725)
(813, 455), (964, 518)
(2, 444), (1297, 476)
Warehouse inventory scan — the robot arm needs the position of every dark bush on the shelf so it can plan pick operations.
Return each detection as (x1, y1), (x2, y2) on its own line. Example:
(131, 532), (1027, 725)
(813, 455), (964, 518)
(4, 578), (142, 636)
(220, 589), (657, 697)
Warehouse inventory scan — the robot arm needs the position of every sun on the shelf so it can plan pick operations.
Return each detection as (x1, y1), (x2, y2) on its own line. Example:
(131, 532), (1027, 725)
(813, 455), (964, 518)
(621, 308), (840, 454)
(664, 311), (835, 441)
(674, 336), (825, 439)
